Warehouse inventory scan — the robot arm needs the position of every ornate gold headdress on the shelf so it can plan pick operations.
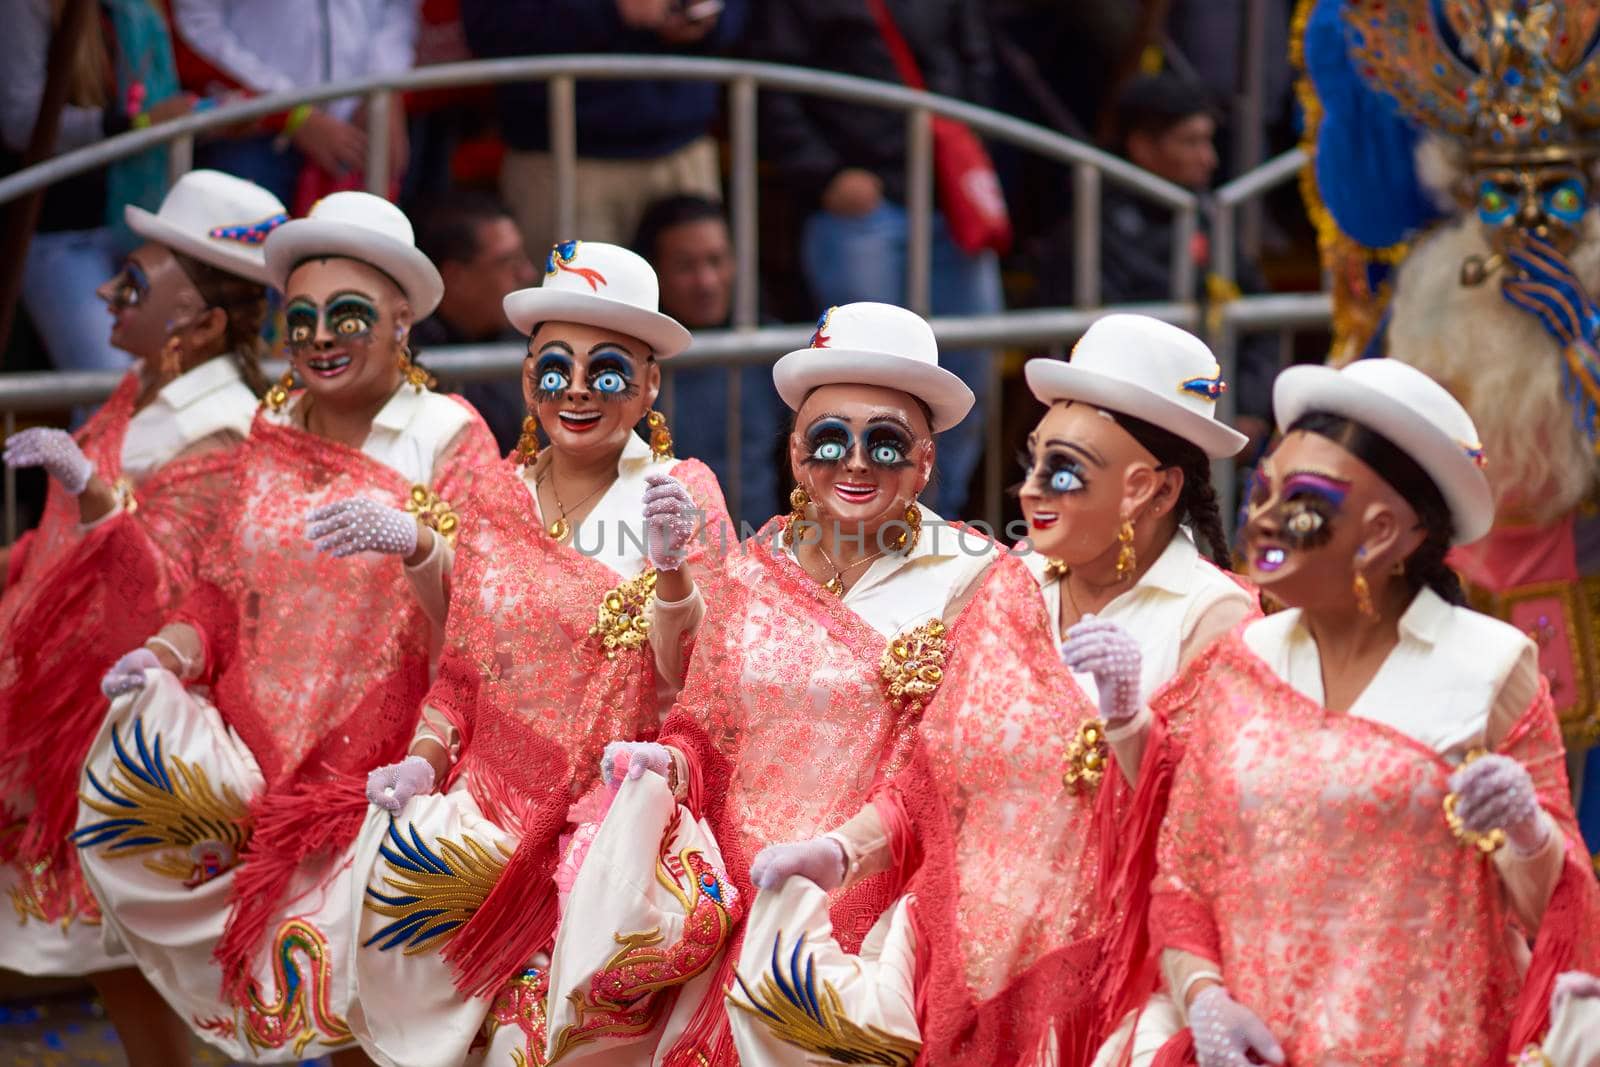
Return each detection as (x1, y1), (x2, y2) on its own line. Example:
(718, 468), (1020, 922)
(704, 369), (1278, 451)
(1346, 0), (1600, 164)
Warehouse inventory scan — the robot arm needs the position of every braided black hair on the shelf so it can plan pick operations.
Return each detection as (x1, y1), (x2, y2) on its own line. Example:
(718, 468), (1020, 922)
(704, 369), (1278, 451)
(1108, 411), (1233, 571)
(1286, 411), (1466, 605)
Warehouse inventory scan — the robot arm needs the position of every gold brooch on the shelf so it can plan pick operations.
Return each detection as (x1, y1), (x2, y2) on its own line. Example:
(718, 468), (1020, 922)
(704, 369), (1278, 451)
(1061, 718), (1108, 792)
(879, 619), (947, 712)
(589, 570), (658, 660)
(1443, 749), (1507, 855)
(405, 484), (460, 547)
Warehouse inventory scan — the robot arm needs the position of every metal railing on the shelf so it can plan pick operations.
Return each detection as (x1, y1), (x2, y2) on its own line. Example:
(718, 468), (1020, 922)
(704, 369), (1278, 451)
(0, 55), (1328, 534)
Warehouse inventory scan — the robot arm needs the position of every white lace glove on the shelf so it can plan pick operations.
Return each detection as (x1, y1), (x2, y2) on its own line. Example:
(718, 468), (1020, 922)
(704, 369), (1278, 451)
(1060, 614), (1143, 726)
(5, 427), (92, 495)
(1448, 754), (1549, 855)
(1553, 971), (1600, 1020)
(750, 837), (848, 892)
(600, 740), (672, 786)
(643, 472), (697, 573)
(101, 648), (161, 699)
(1190, 986), (1285, 1067)
(305, 497), (419, 559)
(366, 755), (436, 814)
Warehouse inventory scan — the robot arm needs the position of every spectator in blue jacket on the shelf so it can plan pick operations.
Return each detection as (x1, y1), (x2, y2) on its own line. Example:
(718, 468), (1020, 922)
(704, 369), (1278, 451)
(461, 0), (748, 261)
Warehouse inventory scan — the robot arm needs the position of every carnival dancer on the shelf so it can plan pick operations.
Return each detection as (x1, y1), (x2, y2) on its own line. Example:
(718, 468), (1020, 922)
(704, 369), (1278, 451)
(0, 169), (285, 1066)
(1145, 359), (1600, 1065)
(344, 241), (732, 1067)
(548, 301), (1107, 1067)
(1296, 0), (1600, 855)
(1018, 313), (1255, 780)
(74, 192), (499, 1064)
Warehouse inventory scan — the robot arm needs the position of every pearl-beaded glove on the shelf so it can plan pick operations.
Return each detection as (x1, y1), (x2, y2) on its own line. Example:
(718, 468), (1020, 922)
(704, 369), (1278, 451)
(1190, 986), (1285, 1067)
(1448, 754), (1548, 855)
(1060, 615), (1143, 726)
(101, 648), (161, 699)
(305, 497), (420, 559)
(643, 472), (697, 573)
(366, 754), (436, 813)
(750, 837), (847, 892)
(5, 427), (92, 495)
(600, 740), (672, 787)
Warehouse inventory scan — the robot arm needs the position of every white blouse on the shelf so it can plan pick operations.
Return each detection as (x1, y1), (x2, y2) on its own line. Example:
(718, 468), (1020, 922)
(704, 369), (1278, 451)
(783, 503), (999, 638)
(1242, 586), (1533, 759)
(1023, 529), (1254, 706)
(267, 383), (476, 486)
(120, 354), (258, 482)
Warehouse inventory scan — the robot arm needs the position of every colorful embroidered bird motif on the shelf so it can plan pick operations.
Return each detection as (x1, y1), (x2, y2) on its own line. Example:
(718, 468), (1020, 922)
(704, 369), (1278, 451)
(729, 931), (921, 1067)
(546, 836), (741, 1062)
(546, 240), (607, 291)
(211, 918), (354, 1056)
(364, 817), (509, 954)
(73, 717), (251, 887)
(810, 306), (835, 348)
(1178, 367), (1228, 402)
(484, 967), (551, 1067)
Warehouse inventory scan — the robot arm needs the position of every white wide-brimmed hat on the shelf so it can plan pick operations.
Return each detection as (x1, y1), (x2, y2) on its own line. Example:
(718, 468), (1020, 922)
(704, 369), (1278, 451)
(503, 240), (691, 358)
(1025, 313), (1248, 459)
(125, 169), (287, 284)
(1274, 358), (1493, 544)
(771, 302), (975, 432)
(264, 192), (443, 317)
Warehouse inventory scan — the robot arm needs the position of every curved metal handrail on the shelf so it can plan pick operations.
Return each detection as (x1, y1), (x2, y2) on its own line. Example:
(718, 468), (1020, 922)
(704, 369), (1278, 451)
(0, 55), (1195, 209)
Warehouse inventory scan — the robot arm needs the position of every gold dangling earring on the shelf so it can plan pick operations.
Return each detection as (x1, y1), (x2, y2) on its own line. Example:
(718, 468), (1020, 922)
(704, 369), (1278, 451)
(1114, 518), (1137, 580)
(784, 485), (811, 548)
(1353, 548), (1376, 619)
(894, 501), (922, 553)
(646, 410), (674, 462)
(397, 342), (433, 392)
(263, 367), (295, 412)
(516, 415), (542, 466)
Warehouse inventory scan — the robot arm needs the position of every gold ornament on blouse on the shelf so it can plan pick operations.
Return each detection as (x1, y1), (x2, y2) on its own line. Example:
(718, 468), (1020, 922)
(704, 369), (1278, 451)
(1443, 749), (1508, 854)
(112, 476), (138, 516)
(880, 619), (947, 712)
(1060, 718), (1109, 792)
(404, 484), (460, 547)
(590, 570), (659, 660)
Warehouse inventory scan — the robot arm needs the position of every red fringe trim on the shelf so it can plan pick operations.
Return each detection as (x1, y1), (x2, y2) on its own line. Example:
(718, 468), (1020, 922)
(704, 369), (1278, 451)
(1150, 1029), (1196, 1067)
(440, 790), (565, 998)
(1498, 849), (1595, 1063)
(1094, 710), (1182, 1033)
(214, 772), (368, 999)
(4, 519), (163, 874)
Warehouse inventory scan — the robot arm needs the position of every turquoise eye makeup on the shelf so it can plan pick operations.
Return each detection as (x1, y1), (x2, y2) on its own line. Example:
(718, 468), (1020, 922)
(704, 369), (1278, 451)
(283, 292), (380, 350)
(327, 295), (378, 339)
(801, 417), (919, 469)
(864, 422), (913, 469)
(285, 299), (317, 347)
(1028, 449), (1086, 496)
(532, 350), (573, 401)
(587, 350), (639, 401)
(803, 419), (851, 466)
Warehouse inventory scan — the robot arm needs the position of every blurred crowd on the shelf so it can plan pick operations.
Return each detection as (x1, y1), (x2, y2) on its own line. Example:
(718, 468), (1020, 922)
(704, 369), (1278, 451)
(1, 0), (1307, 524)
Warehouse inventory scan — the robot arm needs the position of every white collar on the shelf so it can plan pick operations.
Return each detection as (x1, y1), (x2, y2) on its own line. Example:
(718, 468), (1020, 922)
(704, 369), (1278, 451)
(370, 383), (427, 433)
(153, 354), (245, 410)
(1133, 529), (1199, 596)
